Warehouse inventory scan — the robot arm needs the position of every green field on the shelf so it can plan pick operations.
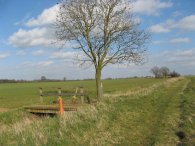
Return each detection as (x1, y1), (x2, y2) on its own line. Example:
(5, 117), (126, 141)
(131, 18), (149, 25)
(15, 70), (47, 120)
(0, 77), (194, 146)
(0, 78), (164, 109)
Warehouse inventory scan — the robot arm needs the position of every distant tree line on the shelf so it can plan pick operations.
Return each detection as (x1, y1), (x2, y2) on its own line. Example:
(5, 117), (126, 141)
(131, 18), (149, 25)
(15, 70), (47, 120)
(0, 76), (67, 83)
(34, 76), (67, 82)
(0, 79), (29, 83)
(150, 66), (180, 78)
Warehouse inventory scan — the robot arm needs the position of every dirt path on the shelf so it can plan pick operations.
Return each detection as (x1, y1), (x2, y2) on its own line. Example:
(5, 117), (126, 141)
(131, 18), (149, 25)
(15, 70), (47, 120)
(78, 77), (189, 146)
(0, 108), (9, 113)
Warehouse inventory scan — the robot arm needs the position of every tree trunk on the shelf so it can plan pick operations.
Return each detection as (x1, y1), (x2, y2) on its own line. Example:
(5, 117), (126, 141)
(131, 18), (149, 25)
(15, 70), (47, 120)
(95, 68), (103, 101)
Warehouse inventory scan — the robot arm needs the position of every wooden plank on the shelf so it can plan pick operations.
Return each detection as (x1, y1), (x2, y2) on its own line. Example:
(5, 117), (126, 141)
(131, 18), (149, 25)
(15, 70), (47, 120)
(41, 93), (85, 97)
(25, 104), (79, 114)
(24, 101), (97, 114)
(27, 109), (58, 114)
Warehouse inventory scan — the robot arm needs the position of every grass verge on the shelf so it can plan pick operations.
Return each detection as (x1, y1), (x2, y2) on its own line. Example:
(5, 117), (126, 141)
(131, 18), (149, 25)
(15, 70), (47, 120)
(0, 77), (194, 146)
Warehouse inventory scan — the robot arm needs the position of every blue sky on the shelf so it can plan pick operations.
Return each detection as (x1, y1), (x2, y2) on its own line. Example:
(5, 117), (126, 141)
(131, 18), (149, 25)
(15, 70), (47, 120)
(0, 0), (195, 80)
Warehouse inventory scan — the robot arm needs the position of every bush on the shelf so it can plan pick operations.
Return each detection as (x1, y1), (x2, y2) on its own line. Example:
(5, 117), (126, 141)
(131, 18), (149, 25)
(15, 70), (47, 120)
(169, 71), (180, 77)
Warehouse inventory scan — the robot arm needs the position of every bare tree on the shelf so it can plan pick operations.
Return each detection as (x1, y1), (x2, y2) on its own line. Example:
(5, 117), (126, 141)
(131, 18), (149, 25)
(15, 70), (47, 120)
(160, 66), (170, 78)
(55, 0), (150, 100)
(150, 66), (162, 78)
(41, 76), (47, 81)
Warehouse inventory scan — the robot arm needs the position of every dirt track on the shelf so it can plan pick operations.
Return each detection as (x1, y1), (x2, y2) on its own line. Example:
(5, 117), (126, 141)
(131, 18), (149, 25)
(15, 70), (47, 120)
(0, 108), (8, 112)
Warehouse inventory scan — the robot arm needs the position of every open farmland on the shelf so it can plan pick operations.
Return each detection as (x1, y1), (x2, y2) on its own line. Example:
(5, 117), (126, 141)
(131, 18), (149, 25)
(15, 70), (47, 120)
(1, 0), (195, 145)
(0, 78), (164, 109)
(0, 77), (194, 146)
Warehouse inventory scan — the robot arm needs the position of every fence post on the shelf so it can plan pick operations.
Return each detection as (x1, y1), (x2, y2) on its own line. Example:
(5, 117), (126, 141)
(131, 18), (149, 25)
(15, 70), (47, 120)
(39, 87), (43, 103)
(80, 87), (84, 104)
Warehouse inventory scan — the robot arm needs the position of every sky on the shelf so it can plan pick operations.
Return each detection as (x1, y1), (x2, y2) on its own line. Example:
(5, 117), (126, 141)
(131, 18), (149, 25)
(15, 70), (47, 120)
(0, 0), (195, 80)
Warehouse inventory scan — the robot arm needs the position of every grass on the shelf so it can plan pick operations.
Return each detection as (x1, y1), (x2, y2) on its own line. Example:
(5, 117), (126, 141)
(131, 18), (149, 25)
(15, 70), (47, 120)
(0, 78), (164, 109)
(177, 77), (195, 146)
(0, 77), (194, 146)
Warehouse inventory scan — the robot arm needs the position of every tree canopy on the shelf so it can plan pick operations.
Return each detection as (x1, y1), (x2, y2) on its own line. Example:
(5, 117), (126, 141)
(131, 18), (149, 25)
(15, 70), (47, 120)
(55, 0), (150, 99)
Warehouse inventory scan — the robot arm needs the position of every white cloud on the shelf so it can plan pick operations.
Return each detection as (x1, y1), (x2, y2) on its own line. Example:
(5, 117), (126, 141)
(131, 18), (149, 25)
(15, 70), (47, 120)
(26, 5), (59, 27)
(12, 60), (94, 80)
(138, 48), (195, 77)
(132, 0), (172, 16)
(4, 48), (194, 80)
(9, 27), (55, 48)
(32, 50), (45, 56)
(150, 24), (170, 33)
(9, 1), (173, 49)
(16, 50), (26, 56)
(150, 15), (195, 33)
(170, 37), (192, 43)
(152, 40), (164, 44)
(50, 51), (86, 64)
(8, 27), (75, 49)
(105, 48), (195, 76)
(156, 48), (195, 67)
(37, 61), (53, 66)
(0, 53), (10, 59)
(172, 11), (182, 17)
(51, 51), (77, 59)
(174, 49), (195, 58)
(21, 60), (54, 67)
(9, 5), (62, 49)
(176, 15), (195, 31)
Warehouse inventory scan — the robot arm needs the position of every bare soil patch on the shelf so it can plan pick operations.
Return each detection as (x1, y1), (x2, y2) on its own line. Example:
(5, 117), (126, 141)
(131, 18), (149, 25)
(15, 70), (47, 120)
(0, 107), (9, 112)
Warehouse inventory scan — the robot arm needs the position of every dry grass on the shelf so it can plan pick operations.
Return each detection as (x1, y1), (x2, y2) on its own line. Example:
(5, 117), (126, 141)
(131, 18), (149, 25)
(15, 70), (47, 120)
(0, 108), (9, 112)
(104, 77), (182, 102)
(47, 77), (185, 146)
(71, 77), (188, 146)
(1, 77), (192, 146)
